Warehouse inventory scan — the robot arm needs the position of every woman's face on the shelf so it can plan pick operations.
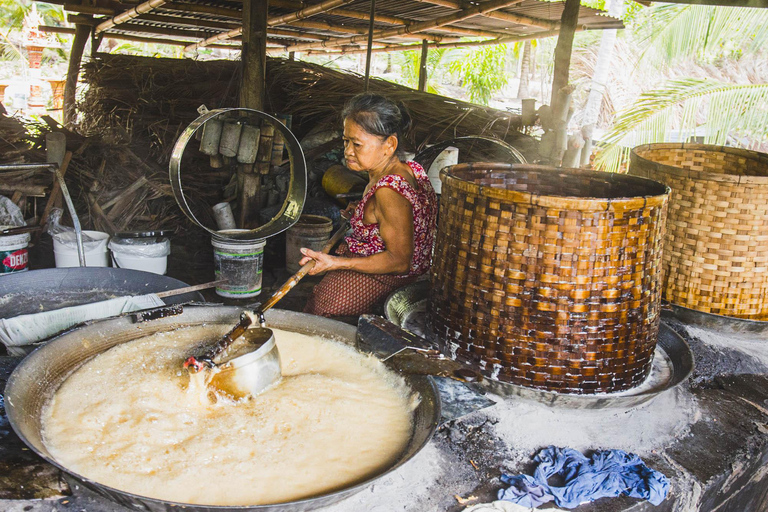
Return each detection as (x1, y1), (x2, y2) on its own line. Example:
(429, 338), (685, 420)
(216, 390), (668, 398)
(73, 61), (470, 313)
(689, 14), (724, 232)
(343, 118), (397, 172)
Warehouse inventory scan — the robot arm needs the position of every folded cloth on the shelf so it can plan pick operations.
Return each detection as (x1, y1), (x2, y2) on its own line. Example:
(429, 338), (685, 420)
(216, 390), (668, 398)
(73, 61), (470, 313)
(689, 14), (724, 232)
(498, 446), (669, 509)
(0, 294), (165, 355)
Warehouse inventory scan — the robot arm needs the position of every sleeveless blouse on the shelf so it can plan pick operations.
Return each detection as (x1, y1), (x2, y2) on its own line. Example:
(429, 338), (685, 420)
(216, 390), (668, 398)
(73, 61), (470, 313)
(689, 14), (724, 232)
(345, 161), (437, 276)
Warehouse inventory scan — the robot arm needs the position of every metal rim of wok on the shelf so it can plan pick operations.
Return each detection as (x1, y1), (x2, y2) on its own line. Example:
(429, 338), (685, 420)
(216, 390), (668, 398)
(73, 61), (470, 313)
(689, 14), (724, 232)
(5, 306), (440, 512)
(169, 108), (307, 241)
(385, 280), (694, 410)
(662, 302), (768, 335)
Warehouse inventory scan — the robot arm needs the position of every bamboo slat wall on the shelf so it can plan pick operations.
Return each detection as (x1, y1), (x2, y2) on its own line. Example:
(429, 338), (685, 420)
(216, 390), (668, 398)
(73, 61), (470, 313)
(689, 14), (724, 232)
(427, 163), (669, 394)
(630, 144), (768, 320)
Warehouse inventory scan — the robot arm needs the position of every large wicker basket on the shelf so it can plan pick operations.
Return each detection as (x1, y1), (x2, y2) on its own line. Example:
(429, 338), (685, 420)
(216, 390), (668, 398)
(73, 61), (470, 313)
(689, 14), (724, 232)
(629, 144), (768, 320)
(426, 163), (669, 394)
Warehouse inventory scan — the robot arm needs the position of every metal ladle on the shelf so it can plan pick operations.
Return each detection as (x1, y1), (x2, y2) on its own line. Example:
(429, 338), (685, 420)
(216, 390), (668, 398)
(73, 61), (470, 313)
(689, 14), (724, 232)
(184, 220), (349, 398)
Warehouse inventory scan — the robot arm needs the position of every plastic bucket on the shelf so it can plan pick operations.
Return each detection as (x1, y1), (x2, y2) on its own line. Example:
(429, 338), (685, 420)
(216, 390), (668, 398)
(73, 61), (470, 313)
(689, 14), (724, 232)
(0, 227), (31, 275)
(212, 232), (266, 298)
(109, 237), (171, 275)
(53, 231), (110, 268)
(285, 215), (333, 274)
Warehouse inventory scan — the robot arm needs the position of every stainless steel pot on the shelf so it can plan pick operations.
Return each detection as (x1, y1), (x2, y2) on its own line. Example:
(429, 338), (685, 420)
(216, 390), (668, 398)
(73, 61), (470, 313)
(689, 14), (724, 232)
(5, 306), (440, 512)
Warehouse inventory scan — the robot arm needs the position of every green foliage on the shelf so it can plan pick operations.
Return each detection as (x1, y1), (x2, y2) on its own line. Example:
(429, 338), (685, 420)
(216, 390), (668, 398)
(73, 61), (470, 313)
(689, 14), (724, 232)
(448, 44), (508, 105)
(397, 47), (450, 94)
(596, 78), (768, 172)
(636, 4), (768, 67)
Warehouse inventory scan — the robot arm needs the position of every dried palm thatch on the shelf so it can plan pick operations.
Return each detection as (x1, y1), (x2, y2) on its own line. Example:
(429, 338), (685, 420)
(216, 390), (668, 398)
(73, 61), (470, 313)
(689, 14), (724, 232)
(78, 54), (537, 161)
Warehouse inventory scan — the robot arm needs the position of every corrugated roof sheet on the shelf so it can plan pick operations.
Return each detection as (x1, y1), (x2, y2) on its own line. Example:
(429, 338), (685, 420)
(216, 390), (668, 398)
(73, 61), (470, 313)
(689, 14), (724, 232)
(53, 0), (623, 52)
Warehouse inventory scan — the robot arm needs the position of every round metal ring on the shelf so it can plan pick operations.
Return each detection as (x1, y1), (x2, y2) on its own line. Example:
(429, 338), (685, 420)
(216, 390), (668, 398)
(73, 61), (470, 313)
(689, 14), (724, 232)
(169, 108), (307, 241)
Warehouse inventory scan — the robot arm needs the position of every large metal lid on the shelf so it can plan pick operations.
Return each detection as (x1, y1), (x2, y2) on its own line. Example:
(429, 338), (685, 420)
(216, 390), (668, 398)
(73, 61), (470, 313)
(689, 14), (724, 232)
(169, 108), (307, 242)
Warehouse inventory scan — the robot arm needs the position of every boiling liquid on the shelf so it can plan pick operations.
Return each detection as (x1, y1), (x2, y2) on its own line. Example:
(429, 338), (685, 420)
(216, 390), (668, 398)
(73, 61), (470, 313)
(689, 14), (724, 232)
(41, 326), (416, 505)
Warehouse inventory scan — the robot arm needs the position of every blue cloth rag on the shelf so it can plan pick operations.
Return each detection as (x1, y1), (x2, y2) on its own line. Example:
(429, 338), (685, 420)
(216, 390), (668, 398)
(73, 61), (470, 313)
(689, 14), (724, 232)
(498, 446), (669, 509)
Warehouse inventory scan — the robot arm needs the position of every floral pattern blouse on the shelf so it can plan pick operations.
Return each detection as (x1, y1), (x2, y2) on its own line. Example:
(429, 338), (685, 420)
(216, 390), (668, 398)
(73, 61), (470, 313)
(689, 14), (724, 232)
(345, 161), (438, 276)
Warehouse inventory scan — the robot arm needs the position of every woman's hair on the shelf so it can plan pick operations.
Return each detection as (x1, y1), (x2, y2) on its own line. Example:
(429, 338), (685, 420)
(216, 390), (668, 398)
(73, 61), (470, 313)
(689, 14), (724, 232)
(341, 93), (412, 146)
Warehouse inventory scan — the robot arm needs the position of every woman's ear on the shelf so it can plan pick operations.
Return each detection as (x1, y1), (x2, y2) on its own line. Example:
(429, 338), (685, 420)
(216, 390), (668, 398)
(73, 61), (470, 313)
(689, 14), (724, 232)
(386, 135), (398, 156)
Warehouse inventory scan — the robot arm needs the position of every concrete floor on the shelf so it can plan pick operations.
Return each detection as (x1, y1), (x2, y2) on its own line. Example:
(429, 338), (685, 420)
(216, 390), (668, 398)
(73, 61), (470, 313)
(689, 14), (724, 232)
(2, 264), (768, 511)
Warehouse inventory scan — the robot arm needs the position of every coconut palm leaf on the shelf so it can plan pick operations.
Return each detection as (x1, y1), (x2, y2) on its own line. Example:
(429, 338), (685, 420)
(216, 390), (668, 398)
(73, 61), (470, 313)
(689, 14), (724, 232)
(595, 77), (768, 172)
(638, 4), (768, 66)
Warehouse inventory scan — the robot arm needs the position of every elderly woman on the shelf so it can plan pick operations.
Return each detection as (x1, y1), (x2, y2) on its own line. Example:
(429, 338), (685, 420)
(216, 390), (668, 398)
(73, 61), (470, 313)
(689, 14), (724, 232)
(300, 93), (437, 317)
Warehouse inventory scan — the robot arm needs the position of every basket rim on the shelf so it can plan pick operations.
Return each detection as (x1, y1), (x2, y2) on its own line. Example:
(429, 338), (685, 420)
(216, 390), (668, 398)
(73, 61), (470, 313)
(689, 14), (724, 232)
(631, 143), (768, 184)
(440, 162), (670, 210)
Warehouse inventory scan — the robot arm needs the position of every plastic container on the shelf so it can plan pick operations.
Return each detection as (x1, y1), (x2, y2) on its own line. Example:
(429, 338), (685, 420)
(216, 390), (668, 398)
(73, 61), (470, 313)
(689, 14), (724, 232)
(212, 232), (266, 298)
(109, 235), (171, 275)
(53, 230), (110, 268)
(285, 215), (333, 273)
(212, 202), (237, 230)
(0, 227), (31, 274)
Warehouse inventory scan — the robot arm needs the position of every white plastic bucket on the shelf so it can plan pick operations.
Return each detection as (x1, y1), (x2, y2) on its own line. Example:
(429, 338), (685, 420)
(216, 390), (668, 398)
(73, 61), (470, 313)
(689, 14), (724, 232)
(109, 237), (171, 275)
(53, 230), (110, 268)
(212, 232), (265, 298)
(0, 227), (31, 275)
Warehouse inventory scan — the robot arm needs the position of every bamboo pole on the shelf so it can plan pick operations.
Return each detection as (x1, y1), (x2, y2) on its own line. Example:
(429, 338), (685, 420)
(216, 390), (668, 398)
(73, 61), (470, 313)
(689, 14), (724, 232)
(95, 0), (167, 35)
(411, 0), (554, 29)
(364, 0), (376, 91)
(186, 0), (358, 51)
(329, 8), (507, 38)
(63, 20), (90, 127)
(283, 0), (526, 53)
(417, 39), (428, 92)
(40, 25), (243, 48)
(283, 28), (563, 55)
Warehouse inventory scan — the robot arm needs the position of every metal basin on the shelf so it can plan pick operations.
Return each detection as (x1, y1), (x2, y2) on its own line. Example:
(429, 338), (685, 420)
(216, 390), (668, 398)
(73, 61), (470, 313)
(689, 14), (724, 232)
(5, 306), (440, 512)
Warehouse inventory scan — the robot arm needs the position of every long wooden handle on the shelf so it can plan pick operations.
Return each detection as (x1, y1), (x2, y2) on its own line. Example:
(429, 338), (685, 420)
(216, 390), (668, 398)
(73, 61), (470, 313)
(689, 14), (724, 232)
(155, 279), (226, 298)
(257, 221), (348, 314)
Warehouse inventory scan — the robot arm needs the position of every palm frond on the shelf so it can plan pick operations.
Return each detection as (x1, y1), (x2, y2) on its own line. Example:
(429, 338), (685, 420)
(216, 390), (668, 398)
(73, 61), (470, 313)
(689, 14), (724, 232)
(637, 4), (768, 66)
(595, 77), (768, 172)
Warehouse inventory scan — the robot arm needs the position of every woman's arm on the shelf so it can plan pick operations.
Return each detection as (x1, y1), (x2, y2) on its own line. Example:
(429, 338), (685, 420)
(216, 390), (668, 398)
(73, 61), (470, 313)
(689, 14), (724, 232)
(300, 187), (414, 275)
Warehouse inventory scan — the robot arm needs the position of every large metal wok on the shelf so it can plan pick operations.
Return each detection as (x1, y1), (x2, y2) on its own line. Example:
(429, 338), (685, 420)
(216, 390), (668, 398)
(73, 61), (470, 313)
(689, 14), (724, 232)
(5, 305), (440, 512)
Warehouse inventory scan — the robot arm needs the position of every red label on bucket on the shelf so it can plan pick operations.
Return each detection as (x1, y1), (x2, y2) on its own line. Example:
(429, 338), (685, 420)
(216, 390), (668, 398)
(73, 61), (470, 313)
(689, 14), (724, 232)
(1, 249), (28, 273)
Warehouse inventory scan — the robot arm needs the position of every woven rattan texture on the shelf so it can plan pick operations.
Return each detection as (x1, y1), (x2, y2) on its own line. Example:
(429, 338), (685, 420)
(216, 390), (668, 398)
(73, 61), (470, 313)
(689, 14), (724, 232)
(630, 144), (768, 320)
(426, 163), (669, 394)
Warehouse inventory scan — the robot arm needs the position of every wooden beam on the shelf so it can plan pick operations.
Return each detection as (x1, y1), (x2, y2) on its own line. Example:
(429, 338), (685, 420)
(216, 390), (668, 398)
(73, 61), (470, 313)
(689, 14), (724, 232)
(41, 25), (242, 48)
(413, 0), (556, 30)
(288, 28), (560, 55)
(186, 0), (358, 51)
(329, 8), (507, 38)
(417, 39), (428, 91)
(238, 0), (268, 228)
(64, 20), (90, 127)
(163, 2), (241, 19)
(95, 0), (168, 35)
(284, 0), (525, 52)
(289, 19), (366, 34)
(105, 23), (223, 40)
(138, 13), (241, 30)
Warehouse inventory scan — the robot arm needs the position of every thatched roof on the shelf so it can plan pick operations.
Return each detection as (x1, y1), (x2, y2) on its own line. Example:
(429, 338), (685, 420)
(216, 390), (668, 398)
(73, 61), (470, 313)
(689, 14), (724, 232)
(39, 0), (621, 55)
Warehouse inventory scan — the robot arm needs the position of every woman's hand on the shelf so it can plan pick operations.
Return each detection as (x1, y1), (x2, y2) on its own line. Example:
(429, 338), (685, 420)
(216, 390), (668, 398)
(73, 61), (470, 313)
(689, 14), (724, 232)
(341, 201), (358, 220)
(299, 248), (343, 275)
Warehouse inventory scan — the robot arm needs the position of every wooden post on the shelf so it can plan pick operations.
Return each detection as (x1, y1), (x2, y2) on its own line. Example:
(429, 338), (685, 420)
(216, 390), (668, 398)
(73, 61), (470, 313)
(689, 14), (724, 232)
(546, 0), (580, 164)
(363, 0), (376, 91)
(238, 0), (268, 229)
(63, 20), (91, 127)
(417, 39), (429, 92)
(550, 0), (579, 107)
(288, 51), (295, 61)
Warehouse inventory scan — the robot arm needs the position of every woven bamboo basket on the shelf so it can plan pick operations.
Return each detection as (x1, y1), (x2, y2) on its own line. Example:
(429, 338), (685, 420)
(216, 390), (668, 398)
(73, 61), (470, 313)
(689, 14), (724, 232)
(426, 163), (670, 394)
(629, 144), (768, 320)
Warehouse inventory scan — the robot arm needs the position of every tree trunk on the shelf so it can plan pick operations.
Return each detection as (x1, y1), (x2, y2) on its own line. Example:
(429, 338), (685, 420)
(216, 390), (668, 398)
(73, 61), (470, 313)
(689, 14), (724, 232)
(516, 40), (531, 99)
(550, 0), (580, 107)
(580, 0), (624, 167)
